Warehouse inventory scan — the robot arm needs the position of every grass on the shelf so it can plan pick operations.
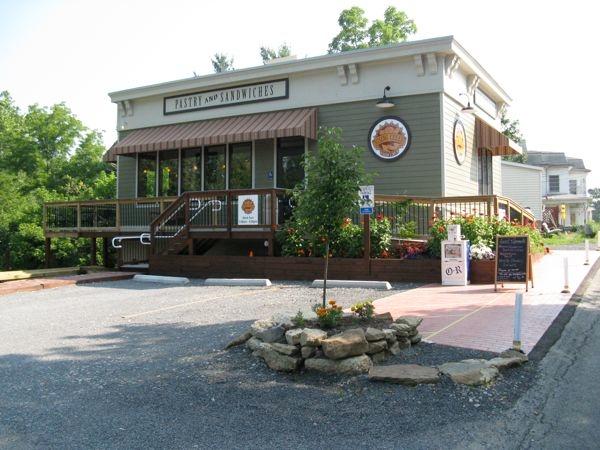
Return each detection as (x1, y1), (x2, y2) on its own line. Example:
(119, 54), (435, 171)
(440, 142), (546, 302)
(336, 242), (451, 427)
(542, 231), (587, 247)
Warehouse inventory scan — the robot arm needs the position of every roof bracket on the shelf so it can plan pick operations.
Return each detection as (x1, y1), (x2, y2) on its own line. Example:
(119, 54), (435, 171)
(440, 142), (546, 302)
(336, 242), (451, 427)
(467, 75), (480, 97)
(336, 65), (348, 85)
(426, 53), (438, 75)
(413, 54), (425, 76)
(444, 54), (460, 78)
(347, 63), (359, 84)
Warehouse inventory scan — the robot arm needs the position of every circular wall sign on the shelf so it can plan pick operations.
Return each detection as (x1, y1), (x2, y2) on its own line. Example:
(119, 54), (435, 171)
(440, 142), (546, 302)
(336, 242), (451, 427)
(453, 119), (467, 165)
(368, 116), (411, 161)
(241, 198), (256, 214)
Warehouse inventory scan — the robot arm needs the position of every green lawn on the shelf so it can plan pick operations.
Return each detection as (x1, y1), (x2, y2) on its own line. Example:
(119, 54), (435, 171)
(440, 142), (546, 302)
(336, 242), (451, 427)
(542, 232), (587, 246)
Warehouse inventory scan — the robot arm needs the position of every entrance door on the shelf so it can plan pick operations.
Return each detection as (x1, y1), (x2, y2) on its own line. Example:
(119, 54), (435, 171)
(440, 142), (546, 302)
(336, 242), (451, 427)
(478, 149), (493, 195)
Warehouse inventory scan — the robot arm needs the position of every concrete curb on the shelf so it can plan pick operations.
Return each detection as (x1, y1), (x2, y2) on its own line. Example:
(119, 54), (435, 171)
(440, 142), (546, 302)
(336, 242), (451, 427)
(311, 280), (392, 290)
(204, 278), (272, 287)
(133, 274), (190, 285)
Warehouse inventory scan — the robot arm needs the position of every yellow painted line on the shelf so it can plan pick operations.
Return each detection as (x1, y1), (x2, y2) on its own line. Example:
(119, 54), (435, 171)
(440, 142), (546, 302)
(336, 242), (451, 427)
(122, 287), (279, 319)
(424, 292), (506, 340)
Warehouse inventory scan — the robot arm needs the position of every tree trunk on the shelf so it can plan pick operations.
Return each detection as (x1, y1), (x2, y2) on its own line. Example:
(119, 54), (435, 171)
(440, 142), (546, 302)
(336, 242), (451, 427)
(322, 240), (329, 307)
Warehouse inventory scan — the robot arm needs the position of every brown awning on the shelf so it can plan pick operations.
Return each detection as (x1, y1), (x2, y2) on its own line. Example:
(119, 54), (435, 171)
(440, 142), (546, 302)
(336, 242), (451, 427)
(104, 108), (318, 162)
(475, 117), (521, 156)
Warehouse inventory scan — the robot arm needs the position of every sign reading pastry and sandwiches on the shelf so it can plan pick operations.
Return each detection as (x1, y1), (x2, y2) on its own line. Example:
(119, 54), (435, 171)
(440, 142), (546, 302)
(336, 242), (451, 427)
(368, 116), (411, 161)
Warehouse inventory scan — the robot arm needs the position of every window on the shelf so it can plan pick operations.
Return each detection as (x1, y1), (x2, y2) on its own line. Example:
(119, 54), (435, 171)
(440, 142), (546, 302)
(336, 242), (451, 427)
(181, 148), (202, 192)
(137, 152), (157, 197)
(159, 150), (179, 196)
(478, 150), (493, 195)
(277, 137), (305, 189)
(229, 142), (252, 189)
(204, 145), (226, 190)
(569, 179), (577, 195)
(549, 175), (560, 193)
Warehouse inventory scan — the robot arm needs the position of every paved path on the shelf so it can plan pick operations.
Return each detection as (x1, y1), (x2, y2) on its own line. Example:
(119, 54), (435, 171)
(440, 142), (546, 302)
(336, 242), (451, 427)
(373, 249), (599, 353)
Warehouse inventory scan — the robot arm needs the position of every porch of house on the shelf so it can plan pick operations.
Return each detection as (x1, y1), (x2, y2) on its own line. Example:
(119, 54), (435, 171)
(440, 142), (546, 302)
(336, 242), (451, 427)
(43, 190), (535, 281)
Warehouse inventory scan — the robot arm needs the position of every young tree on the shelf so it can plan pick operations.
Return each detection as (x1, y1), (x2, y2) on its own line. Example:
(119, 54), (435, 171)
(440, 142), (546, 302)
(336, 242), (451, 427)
(328, 5), (416, 53)
(501, 112), (526, 163)
(260, 43), (291, 64)
(211, 53), (234, 73)
(291, 127), (367, 306)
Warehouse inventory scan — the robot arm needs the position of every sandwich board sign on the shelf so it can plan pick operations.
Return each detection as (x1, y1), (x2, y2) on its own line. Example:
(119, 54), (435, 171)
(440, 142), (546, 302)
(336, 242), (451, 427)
(359, 185), (375, 215)
(238, 195), (259, 225)
(494, 235), (533, 292)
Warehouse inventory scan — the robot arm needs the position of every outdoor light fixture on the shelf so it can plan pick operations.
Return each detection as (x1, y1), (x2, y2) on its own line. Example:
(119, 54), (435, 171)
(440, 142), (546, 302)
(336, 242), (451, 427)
(460, 93), (475, 114)
(376, 86), (395, 109)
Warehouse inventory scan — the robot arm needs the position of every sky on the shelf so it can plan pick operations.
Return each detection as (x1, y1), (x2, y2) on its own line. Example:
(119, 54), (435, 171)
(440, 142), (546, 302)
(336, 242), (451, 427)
(0, 0), (598, 186)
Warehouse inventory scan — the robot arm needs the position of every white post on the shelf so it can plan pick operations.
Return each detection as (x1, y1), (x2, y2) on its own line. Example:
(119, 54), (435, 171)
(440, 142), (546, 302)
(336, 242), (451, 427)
(561, 257), (570, 293)
(584, 239), (590, 265)
(513, 292), (523, 351)
(597, 232), (600, 251)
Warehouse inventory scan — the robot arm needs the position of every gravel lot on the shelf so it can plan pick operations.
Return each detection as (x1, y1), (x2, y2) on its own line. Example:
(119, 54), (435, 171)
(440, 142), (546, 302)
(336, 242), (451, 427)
(0, 280), (536, 449)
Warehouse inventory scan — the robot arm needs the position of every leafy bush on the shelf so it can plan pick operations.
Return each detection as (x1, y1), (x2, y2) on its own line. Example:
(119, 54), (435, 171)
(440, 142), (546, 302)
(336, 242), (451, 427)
(291, 311), (306, 328)
(350, 300), (375, 320)
(314, 300), (344, 328)
(396, 240), (428, 259)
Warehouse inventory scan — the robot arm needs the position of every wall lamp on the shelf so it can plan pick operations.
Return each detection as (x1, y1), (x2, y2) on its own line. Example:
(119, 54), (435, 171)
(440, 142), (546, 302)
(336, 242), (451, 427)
(459, 93), (475, 114)
(376, 86), (395, 109)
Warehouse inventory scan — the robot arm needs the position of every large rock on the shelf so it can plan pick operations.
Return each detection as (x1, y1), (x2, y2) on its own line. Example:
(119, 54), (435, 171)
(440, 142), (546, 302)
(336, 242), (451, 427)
(271, 342), (300, 356)
(300, 329), (328, 347)
(366, 340), (388, 355)
(285, 328), (304, 345)
(305, 355), (372, 375)
(410, 333), (422, 345)
(394, 316), (423, 328)
(397, 337), (412, 349)
(370, 351), (388, 364)
(246, 337), (270, 352)
(499, 348), (529, 363)
(301, 346), (316, 359)
(250, 319), (285, 343)
(322, 328), (369, 360)
(254, 346), (301, 372)
(486, 356), (527, 370)
(439, 359), (499, 386)
(382, 329), (398, 345)
(365, 327), (386, 342)
(390, 323), (413, 337)
(388, 341), (401, 355)
(224, 330), (252, 349)
(368, 364), (440, 385)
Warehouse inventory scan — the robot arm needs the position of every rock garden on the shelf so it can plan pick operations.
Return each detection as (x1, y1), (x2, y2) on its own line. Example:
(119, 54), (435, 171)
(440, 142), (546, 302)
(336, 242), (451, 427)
(226, 300), (528, 386)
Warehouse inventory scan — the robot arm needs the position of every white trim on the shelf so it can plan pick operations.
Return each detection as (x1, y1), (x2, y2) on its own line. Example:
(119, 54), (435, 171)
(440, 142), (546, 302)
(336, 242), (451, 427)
(251, 140), (256, 188)
(155, 151), (159, 196)
(439, 92), (446, 196)
(501, 160), (544, 171)
(273, 138), (277, 188)
(135, 153), (139, 197)
(177, 148), (182, 195)
(200, 146), (205, 191)
(116, 156), (120, 199)
(225, 143), (230, 189)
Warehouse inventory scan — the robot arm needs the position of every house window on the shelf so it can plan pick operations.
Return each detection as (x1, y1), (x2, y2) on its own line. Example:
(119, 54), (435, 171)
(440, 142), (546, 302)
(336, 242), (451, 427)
(569, 179), (577, 195)
(204, 145), (226, 191)
(159, 150), (179, 196)
(229, 142), (252, 189)
(181, 148), (202, 192)
(478, 150), (493, 195)
(277, 137), (305, 189)
(549, 175), (560, 193)
(137, 152), (157, 197)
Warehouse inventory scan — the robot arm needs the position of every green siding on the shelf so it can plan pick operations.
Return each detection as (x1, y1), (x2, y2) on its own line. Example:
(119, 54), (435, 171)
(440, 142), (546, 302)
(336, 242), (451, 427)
(117, 155), (136, 199)
(254, 139), (274, 188)
(317, 94), (442, 196)
(443, 94), (479, 196)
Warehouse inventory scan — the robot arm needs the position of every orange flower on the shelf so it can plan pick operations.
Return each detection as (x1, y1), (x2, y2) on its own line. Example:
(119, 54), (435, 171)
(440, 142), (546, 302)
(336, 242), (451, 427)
(328, 300), (336, 306)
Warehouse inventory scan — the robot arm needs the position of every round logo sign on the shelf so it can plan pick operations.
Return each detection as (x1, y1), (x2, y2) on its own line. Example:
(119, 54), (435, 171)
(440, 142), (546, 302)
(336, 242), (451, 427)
(368, 116), (411, 161)
(453, 120), (467, 165)
(241, 198), (255, 214)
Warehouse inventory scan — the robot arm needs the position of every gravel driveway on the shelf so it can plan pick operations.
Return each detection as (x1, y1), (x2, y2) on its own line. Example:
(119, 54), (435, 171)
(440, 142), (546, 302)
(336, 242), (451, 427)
(0, 280), (536, 449)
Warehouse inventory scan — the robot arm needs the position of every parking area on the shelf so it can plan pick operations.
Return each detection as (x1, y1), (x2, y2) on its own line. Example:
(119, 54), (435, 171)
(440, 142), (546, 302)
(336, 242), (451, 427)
(1, 278), (536, 449)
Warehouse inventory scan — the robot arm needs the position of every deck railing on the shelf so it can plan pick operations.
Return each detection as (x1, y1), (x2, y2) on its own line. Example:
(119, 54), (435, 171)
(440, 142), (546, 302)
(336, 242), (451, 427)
(44, 193), (535, 238)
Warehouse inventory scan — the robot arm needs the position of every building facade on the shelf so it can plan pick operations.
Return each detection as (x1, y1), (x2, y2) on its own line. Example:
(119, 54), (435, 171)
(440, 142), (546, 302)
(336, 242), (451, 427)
(501, 161), (543, 220)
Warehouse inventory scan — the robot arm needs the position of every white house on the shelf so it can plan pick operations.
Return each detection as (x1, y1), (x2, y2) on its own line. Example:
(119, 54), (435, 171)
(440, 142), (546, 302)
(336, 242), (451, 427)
(501, 160), (543, 220)
(526, 151), (592, 227)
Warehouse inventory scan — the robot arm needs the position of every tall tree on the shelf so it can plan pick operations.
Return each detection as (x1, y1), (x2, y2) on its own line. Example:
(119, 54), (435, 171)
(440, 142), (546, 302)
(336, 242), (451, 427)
(328, 5), (416, 53)
(260, 43), (292, 64)
(291, 127), (367, 306)
(211, 53), (234, 73)
(501, 112), (526, 163)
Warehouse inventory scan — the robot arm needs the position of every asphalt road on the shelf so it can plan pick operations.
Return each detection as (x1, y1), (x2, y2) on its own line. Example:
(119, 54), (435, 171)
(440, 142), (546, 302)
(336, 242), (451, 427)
(0, 280), (537, 450)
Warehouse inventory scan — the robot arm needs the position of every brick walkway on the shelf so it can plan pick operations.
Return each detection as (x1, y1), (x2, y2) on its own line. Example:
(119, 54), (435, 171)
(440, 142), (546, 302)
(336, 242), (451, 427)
(0, 272), (135, 297)
(374, 249), (600, 354)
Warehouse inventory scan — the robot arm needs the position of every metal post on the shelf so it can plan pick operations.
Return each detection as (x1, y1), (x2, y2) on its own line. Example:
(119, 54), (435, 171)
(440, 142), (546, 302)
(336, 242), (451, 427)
(561, 257), (570, 293)
(90, 238), (97, 266)
(584, 239), (590, 265)
(363, 214), (371, 260)
(513, 292), (523, 351)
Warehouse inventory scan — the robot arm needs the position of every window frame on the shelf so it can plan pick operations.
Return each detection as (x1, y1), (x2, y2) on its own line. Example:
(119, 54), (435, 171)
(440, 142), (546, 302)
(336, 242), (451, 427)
(549, 175), (560, 193)
(228, 142), (253, 190)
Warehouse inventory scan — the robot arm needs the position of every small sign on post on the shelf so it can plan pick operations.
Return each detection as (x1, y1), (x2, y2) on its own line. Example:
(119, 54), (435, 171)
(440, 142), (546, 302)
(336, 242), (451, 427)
(358, 185), (375, 215)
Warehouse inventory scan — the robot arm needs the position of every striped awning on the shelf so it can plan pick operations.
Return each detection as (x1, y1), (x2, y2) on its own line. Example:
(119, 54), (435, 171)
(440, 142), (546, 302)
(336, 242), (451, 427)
(104, 108), (317, 162)
(475, 118), (522, 156)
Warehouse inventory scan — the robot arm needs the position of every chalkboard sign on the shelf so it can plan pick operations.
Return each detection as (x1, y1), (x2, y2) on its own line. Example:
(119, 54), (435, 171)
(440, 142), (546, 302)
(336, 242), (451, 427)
(495, 235), (531, 291)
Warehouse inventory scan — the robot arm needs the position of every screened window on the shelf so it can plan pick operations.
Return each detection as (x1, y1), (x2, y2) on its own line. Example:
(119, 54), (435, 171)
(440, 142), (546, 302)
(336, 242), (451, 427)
(549, 175), (560, 193)
(181, 148), (202, 192)
(159, 150), (179, 196)
(277, 137), (305, 189)
(229, 142), (252, 189)
(569, 179), (577, 195)
(478, 150), (493, 195)
(204, 145), (226, 190)
(137, 152), (157, 197)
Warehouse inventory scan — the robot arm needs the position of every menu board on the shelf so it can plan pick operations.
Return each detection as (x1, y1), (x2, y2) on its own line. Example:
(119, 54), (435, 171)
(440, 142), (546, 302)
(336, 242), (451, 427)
(495, 235), (530, 289)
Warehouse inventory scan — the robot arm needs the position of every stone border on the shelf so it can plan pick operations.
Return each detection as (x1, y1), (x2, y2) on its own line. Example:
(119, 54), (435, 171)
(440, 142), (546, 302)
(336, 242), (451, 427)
(311, 280), (392, 290)
(204, 278), (272, 287)
(132, 274), (190, 284)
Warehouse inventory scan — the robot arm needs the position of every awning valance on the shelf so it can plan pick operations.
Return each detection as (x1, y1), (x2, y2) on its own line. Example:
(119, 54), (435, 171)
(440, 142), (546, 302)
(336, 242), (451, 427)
(104, 108), (318, 162)
(475, 117), (522, 156)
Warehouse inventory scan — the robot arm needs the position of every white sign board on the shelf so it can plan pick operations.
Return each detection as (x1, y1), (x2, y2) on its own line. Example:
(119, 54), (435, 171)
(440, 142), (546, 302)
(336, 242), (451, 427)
(441, 240), (470, 286)
(359, 185), (375, 214)
(238, 195), (259, 225)
(164, 79), (289, 114)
